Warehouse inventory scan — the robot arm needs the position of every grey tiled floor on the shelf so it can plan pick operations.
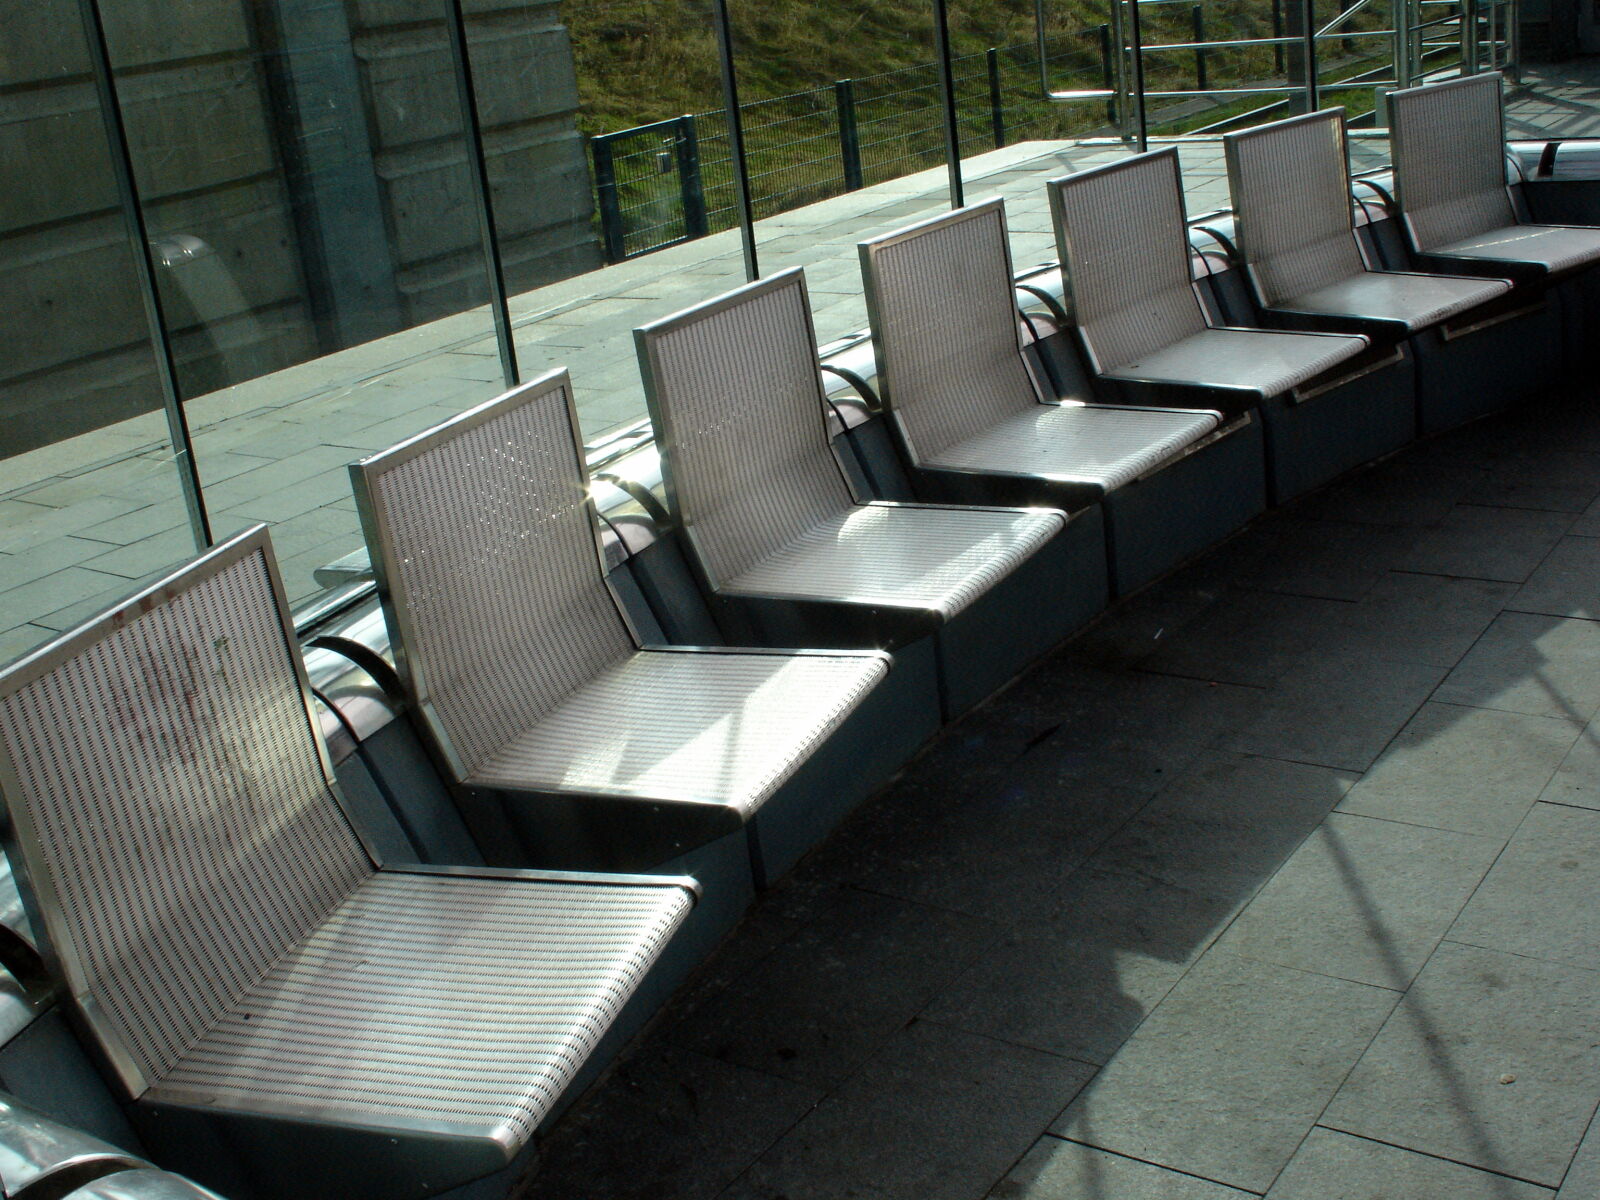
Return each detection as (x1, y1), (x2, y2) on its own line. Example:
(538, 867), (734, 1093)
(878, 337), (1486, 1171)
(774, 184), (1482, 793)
(521, 388), (1600, 1200)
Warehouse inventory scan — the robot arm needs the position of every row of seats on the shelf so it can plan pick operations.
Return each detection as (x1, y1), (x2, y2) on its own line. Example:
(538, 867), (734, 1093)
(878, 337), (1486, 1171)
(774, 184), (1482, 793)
(0, 73), (1596, 1200)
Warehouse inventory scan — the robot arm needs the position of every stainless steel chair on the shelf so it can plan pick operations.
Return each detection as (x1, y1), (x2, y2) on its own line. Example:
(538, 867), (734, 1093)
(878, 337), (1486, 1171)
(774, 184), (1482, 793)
(0, 527), (697, 1200)
(1049, 149), (1400, 503)
(1389, 73), (1600, 280)
(1225, 108), (1516, 441)
(859, 197), (1265, 595)
(635, 268), (1088, 721)
(350, 368), (889, 888)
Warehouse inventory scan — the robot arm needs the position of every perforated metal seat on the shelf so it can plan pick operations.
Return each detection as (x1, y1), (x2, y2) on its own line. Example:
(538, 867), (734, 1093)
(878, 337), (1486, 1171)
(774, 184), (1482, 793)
(1390, 74), (1600, 279)
(1048, 149), (1370, 416)
(1224, 109), (1510, 332)
(635, 268), (1083, 718)
(350, 370), (888, 867)
(0, 527), (697, 1200)
(914, 403), (1218, 492)
(858, 199), (1222, 504)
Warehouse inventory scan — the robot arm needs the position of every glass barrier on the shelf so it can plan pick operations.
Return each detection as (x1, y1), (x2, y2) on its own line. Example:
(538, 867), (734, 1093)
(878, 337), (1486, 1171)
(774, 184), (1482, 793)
(0, 0), (202, 663)
(727, 0), (948, 344)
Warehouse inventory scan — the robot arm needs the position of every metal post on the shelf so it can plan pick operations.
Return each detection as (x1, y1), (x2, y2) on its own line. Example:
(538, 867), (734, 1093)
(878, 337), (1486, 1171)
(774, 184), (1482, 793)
(1272, 0), (1286, 72)
(675, 116), (710, 237)
(1463, 0), (1480, 70)
(1508, 0), (1521, 81)
(443, 0), (518, 388)
(1192, 6), (1209, 89)
(710, 0), (758, 281)
(591, 137), (626, 262)
(1301, 0), (1318, 111)
(75, 0), (211, 548)
(1393, 0), (1414, 86)
(835, 79), (865, 190)
(1128, 0), (1149, 150)
(933, 0), (965, 209)
(987, 48), (1006, 148)
(1098, 23), (1117, 125)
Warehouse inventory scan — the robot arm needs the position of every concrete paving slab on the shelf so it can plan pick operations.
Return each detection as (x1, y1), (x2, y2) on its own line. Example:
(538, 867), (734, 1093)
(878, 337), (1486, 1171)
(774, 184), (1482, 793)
(1140, 588), (1347, 687)
(1319, 572), (1518, 670)
(1435, 611), (1600, 722)
(1214, 812), (1502, 989)
(1096, 751), (1354, 901)
(1539, 721), (1600, 813)
(724, 1021), (1094, 1200)
(1234, 516), (1422, 602)
(1266, 1128), (1554, 1199)
(525, 1042), (822, 1200)
(1323, 941), (1600, 1188)
(988, 1137), (1254, 1199)
(1052, 952), (1398, 1193)
(1462, 448), (1600, 515)
(1338, 702), (1583, 837)
(1510, 536), (1600, 621)
(1295, 458), (1487, 528)
(1401, 504), (1573, 583)
(1556, 1107), (1600, 1200)
(1449, 803), (1600, 972)
(1224, 653), (1449, 772)
(668, 888), (996, 1090)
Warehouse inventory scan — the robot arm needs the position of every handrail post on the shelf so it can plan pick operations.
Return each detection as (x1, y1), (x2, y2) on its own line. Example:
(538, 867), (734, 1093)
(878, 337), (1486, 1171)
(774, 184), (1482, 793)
(591, 135), (626, 262)
(1128, 0), (1148, 149)
(1192, 6), (1209, 90)
(675, 115), (709, 237)
(987, 48), (1006, 148)
(835, 79), (864, 190)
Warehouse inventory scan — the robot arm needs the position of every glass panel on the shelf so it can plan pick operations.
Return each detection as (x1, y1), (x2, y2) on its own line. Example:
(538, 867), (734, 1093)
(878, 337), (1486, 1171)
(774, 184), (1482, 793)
(482, 0), (728, 443)
(1314, 0), (1400, 167)
(99, 0), (508, 604)
(0, 0), (200, 663)
(950, 0), (1136, 268)
(728, 0), (946, 344)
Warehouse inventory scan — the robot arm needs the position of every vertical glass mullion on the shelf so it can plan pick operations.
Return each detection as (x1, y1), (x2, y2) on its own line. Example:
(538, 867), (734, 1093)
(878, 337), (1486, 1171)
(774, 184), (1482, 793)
(75, 0), (211, 550)
(443, 0), (518, 389)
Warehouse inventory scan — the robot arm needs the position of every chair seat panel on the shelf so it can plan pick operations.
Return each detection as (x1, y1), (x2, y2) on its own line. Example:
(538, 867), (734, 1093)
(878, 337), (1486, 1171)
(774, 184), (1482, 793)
(723, 503), (1064, 621)
(151, 871), (693, 1150)
(925, 403), (1219, 494)
(1104, 326), (1368, 397)
(1279, 270), (1510, 330)
(1432, 223), (1600, 274)
(469, 648), (886, 811)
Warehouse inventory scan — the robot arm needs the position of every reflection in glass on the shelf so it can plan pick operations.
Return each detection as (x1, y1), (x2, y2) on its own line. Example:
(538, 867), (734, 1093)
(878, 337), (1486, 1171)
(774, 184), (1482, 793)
(0, 0), (200, 663)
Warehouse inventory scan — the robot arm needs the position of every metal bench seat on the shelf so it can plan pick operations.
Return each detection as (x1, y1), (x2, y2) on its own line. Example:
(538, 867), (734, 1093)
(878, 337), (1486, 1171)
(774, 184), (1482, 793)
(1425, 224), (1600, 276)
(721, 502), (1061, 621)
(922, 403), (1218, 492)
(0, 528), (698, 1200)
(636, 268), (1094, 721)
(468, 646), (883, 812)
(351, 369), (890, 895)
(1272, 270), (1508, 330)
(1102, 325), (1368, 396)
(67, 1172), (227, 1199)
(1050, 148), (1415, 504)
(856, 198), (1260, 595)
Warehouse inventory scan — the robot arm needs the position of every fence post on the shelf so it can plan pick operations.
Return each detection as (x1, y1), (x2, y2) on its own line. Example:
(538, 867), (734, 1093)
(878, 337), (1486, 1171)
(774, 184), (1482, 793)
(1097, 23), (1116, 124)
(1191, 6), (1209, 89)
(835, 78), (864, 191)
(987, 48), (1006, 148)
(1272, 0), (1286, 72)
(674, 115), (709, 237)
(591, 134), (626, 262)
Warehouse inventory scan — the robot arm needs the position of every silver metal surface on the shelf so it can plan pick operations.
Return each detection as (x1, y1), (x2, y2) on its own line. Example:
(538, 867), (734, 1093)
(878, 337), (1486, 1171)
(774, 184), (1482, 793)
(1225, 108), (1512, 328)
(64, 1168), (228, 1199)
(0, 524), (700, 1162)
(859, 199), (1224, 495)
(1390, 74), (1519, 252)
(1103, 326), (1370, 396)
(0, 1092), (145, 1198)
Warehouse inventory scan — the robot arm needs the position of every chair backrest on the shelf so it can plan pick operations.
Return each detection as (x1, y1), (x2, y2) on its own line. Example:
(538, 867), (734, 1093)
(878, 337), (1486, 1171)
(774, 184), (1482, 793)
(1224, 109), (1368, 306)
(634, 269), (853, 589)
(1388, 73), (1516, 251)
(1048, 149), (1208, 372)
(859, 199), (1045, 465)
(0, 528), (372, 1098)
(350, 370), (637, 782)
